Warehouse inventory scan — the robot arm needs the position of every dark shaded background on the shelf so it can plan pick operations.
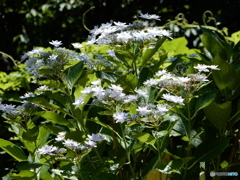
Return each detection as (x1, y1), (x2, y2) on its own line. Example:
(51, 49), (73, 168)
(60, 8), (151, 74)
(1, 0), (240, 72)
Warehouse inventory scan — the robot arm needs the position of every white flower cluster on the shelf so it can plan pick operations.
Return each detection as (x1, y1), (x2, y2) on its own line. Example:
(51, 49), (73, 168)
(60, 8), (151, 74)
(87, 13), (171, 45)
(144, 70), (192, 87)
(0, 102), (38, 117)
(194, 64), (220, 72)
(74, 80), (172, 124)
(37, 132), (106, 155)
(73, 80), (149, 109)
(144, 66), (220, 90)
(22, 41), (81, 78)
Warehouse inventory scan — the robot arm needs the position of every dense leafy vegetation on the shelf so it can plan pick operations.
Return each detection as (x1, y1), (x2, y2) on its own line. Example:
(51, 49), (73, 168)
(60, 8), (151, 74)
(0, 4), (240, 180)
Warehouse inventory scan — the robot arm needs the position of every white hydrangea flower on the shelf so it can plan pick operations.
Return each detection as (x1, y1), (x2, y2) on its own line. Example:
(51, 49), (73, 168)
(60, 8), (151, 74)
(194, 64), (210, 72)
(124, 95), (138, 103)
(85, 140), (97, 148)
(48, 55), (58, 60)
(63, 139), (80, 149)
(73, 97), (85, 109)
(20, 92), (35, 99)
(81, 87), (92, 94)
(92, 86), (105, 97)
(139, 13), (161, 21)
(55, 131), (66, 142)
(155, 104), (169, 115)
(49, 40), (62, 47)
(135, 89), (148, 97)
(71, 43), (83, 49)
(0, 104), (19, 116)
(162, 93), (184, 105)
(91, 80), (101, 86)
(37, 145), (58, 155)
(136, 106), (152, 116)
(86, 134), (106, 142)
(113, 112), (129, 123)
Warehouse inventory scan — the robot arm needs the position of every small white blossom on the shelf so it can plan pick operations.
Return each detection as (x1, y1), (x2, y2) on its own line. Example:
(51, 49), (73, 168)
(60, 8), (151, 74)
(63, 139), (80, 149)
(162, 93), (184, 105)
(49, 40), (62, 47)
(71, 43), (83, 49)
(135, 89), (148, 97)
(85, 140), (97, 148)
(188, 74), (209, 82)
(86, 134), (106, 142)
(55, 131), (66, 142)
(124, 95), (138, 103)
(113, 112), (129, 123)
(208, 65), (220, 70)
(37, 145), (58, 155)
(136, 106), (152, 116)
(73, 97), (85, 108)
(110, 85), (123, 92)
(92, 86), (105, 97)
(116, 32), (132, 43)
(0, 104), (19, 116)
(36, 85), (49, 91)
(20, 92), (35, 99)
(81, 87), (92, 94)
(155, 104), (169, 115)
(194, 64), (210, 72)
(49, 55), (58, 60)
(155, 70), (168, 76)
(139, 13), (161, 21)
(91, 80), (101, 86)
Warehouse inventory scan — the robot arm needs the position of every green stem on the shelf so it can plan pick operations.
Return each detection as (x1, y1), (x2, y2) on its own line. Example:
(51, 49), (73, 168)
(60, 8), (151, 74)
(183, 100), (192, 180)
(120, 124), (135, 178)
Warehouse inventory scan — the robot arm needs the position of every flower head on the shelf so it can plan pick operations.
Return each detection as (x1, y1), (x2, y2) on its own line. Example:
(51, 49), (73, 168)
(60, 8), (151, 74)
(136, 106), (152, 116)
(162, 93), (184, 105)
(113, 112), (129, 123)
(71, 43), (83, 49)
(49, 40), (62, 47)
(55, 131), (66, 142)
(139, 13), (161, 21)
(37, 145), (58, 155)
(86, 134), (106, 142)
(63, 139), (80, 149)
(73, 97), (85, 109)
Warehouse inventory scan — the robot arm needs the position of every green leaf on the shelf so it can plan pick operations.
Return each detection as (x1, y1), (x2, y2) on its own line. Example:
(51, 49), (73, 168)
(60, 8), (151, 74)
(116, 74), (138, 92)
(22, 127), (39, 142)
(0, 139), (27, 162)
(194, 92), (216, 115)
(211, 53), (236, 91)
(201, 27), (232, 60)
(40, 111), (72, 126)
(204, 101), (232, 131)
(156, 159), (183, 174)
(161, 37), (189, 55)
(36, 126), (50, 147)
(16, 161), (43, 170)
(132, 132), (156, 146)
(63, 61), (84, 90)
(141, 37), (167, 67)
(31, 97), (63, 112)
(96, 71), (120, 83)
(9, 170), (36, 180)
(194, 137), (230, 162)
